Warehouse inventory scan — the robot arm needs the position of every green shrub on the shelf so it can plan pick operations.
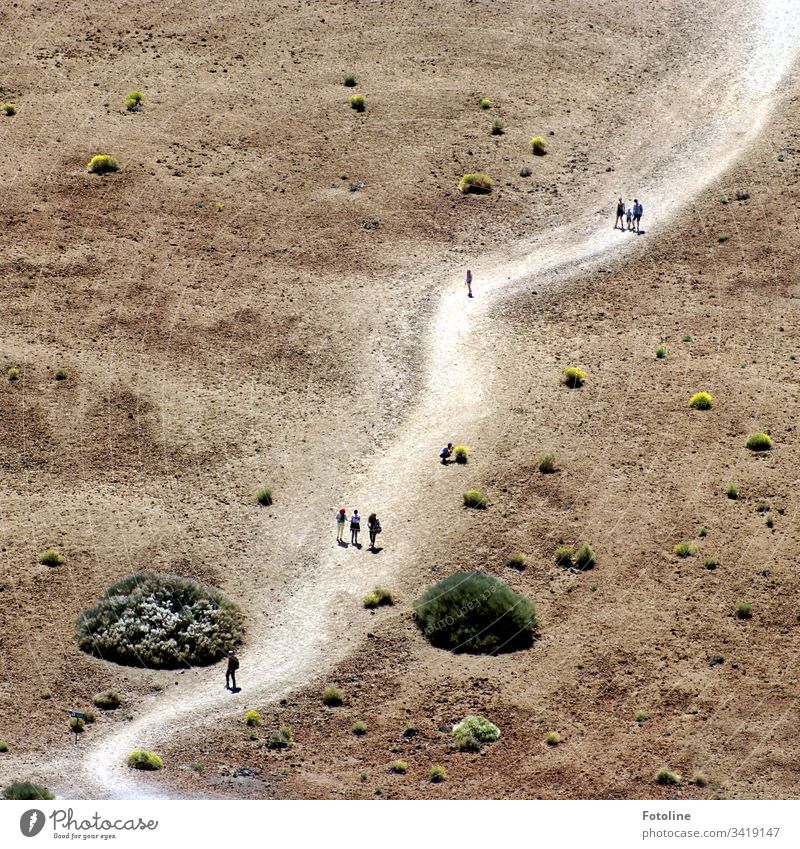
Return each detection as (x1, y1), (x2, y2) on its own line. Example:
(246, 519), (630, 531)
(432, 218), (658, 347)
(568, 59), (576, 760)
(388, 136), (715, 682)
(2, 781), (54, 800)
(698, 527), (707, 537)
(363, 586), (394, 608)
(735, 601), (752, 620)
(479, 97), (491, 109)
(40, 691), (51, 700)
(656, 768), (680, 785)
(76, 572), (243, 668)
(322, 685), (343, 706)
(428, 765), (447, 783)
(352, 721), (368, 736)
(55, 368), (68, 380)
(452, 715), (500, 751)
(266, 725), (293, 749)
(414, 570), (537, 654)
(546, 731), (561, 746)
(454, 445), (469, 463)
(93, 691), (121, 710)
(490, 117), (504, 135)
(7, 367), (19, 381)
(83, 710), (96, 724)
(459, 173), (493, 194)
(635, 710), (649, 723)
(191, 763), (205, 772)
(0, 741), (8, 752)
(682, 334), (693, 342)
(704, 557), (718, 570)
(255, 486), (273, 506)
(655, 345), (667, 359)
(463, 489), (487, 509)
(765, 513), (774, 528)
(674, 542), (696, 558)
(69, 717), (85, 734)
(124, 90), (143, 111)
(390, 760), (407, 774)
(505, 553), (526, 570)
(127, 749), (163, 770)
(562, 366), (585, 388)
(554, 546), (573, 567)
(574, 543), (595, 570)
(689, 392), (713, 410)
(244, 709), (261, 727)
(38, 548), (64, 566)
(349, 94), (365, 112)
(530, 135), (546, 155)
(402, 722), (417, 737)
(725, 484), (739, 499)
(87, 154), (119, 174)
(1, 103), (16, 116)
(538, 452), (556, 473)
(343, 72), (357, 87)
(746, 432), (772, 451)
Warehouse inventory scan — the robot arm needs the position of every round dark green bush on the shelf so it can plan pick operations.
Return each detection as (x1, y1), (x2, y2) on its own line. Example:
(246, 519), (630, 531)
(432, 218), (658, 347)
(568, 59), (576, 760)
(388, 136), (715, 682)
(3, 781), (54, 800)
(76, 572), (243, 668)
(414, 571), (537, 654)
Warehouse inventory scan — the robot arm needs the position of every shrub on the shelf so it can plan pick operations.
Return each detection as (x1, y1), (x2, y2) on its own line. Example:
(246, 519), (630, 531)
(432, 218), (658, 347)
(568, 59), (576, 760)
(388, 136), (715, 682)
(55, 368), (68, 380)
(479, 97), (491, 109)
(38, 548), (64, 566)
(402, 722), (417, 737)
(538, 452), (556, 473)
(574, 543), (595, 570)
(746, 432), (772, 451)
(343, 72), (356, 87)
(490, 117), (504, 135)
(0, 741), (8, 752)
(655, 346), (667, 359)
(7, 367), (19, 381)
(454, 445), (469, 464)
(40, 691), (51, 700)
(735, 601), (752, 620)
(76, 572), (243, 668)
(2, 781), (54, 800)
(682, 334), (693, 342)
(349, 94), (365, 112)
(428, 765), (447, 783)
(244, 709), (261, 727)
(689, 392), (713, 410)
(452, 715), (500, 751)
(363, 586), (393, 608)
(352, 721), (368, 736)
(725, 484), (739, 499)
(530, 136), (546, 155)
(635, 710), (649, 723)
(83, 710), (96, 724)
(520, 166), (531, 177)
(69, 717), (85, 734)
(755, 501), (770, 513)
(704, 557), (718, 570)
(414, 570), (537, 654)
(1, 103), (16, 116)
(463, 489), (487, 509)
(266, 725), (293, 749)
(698, 527), (707, 537)
(656, 768), (680, 785)
(765, 513), (774, 528)
(562, 366), (585, 388)
(546, 731), (561, 746)
(322, 685), (343, 706)
(674, 542), (696, 558)
(255, 486), (273, 506)
(459, 173), (493, 194)
(390, 760), (407, 774)
(127, 749), (163, 770)
(693, 774), (708, 787)
(505, 553), (526, 570)
(93, 691), (121, 710)
(124, 90), (143, 111)
(87, 155), (119, 174)
(554, 546), (573, 567)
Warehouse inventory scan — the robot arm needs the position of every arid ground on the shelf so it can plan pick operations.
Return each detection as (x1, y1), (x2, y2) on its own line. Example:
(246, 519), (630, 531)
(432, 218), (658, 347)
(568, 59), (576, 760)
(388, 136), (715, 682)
(1, 0), (799, 800)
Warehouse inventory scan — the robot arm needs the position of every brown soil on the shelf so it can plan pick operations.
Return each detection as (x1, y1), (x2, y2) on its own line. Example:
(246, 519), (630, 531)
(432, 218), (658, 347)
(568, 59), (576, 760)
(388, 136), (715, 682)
(1, 0), (799, 800)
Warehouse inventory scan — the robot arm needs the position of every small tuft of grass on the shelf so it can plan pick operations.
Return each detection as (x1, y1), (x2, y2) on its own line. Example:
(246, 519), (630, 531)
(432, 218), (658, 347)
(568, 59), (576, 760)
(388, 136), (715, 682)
(348, 94), (365, 112)
(463, 489), (488, 509)
(519, 166), (531, 177)
(83, 710), (96, 724)
(478, 97), (491, 109)
(390, 760), (407, 774)
(689, 392), (713, 410)
(87, 154), (119, 174)
(55, 368), (68, 380)
(555, 546), (573, 567)
(538, 452), (556, 473)
(458, 173), (493, 194)
(635, 710), (649, 723)
(1, 103), (17, 116)
(454, 445), (469, 464)
(2, 781), (54, 800)
(490, 117), (504, 135)
(244, 709), (261, 727)
(40, 691), (51, 700)
(704, 557), (718, 570)
(352, 721), (368, 736)
(765, 513), (774, 528)
(725, 484), (739, 499)
(343, 72), (356, 87)
(530, 135), (546, 155)
(505, 553), (526, 570)
(402, 722), (417, 738)
(428, 764), (447, 783)
(0, 741), (8, 752)
(266, 725), (293, 749)
(545, 731), (561, 746)
(69, 717), (85, 734)
(682, 334), (693, 342)
(322, 685), (343, 707)
(655, 345), (667, 359)
(93, 691), (121, 710)
(562, 366), (585, 388)
(7, 367), (20, 381)
(692, 774), (708, 787)
(255, 487), (273, 506)
(191, 763), (204, 772)
(124, 90), (143, 111)
(363, 585), (394, 608)
(735, 601), (752, 620)
(674, 542), (696, 558)
(698, 527), (707, 537)
(746, 432), (772, 452)
(574, 543), (595, 570)
(38, 547), (64, 566)
(656, 768), (680, 785)
(127, 749), (163, 770)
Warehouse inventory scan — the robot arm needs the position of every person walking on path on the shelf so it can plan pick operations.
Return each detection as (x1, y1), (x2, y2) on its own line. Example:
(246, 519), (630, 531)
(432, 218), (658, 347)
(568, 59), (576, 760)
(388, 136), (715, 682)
(367, 513), (382, 550)
(336, 506), (347, 544)
(633, 198), (643, 234)
(350, 509), (361, 546)
(614, 196), (625, 230)
(465, 269), (473, 298)
(625, 204), (633, 231)
(225, 650), (239, 691)
(439, 442), (454, 464)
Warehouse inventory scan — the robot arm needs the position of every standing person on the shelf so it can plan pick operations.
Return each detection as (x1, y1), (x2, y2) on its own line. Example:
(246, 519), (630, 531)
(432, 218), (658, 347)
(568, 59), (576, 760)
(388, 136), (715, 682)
(465, 269), (473, 298)
(350, 509), (361, 546)
(633, 198), (643, 234)
(336, 506), (347, 544)
(225, 650), (239, 691)
(625, 204), (633, 231)
(614, 196), (625, 230)
(367, 513), (382, 550)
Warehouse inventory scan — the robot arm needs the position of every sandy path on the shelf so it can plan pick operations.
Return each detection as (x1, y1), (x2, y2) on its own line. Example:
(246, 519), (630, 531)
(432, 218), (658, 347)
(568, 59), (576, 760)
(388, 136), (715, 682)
(47, 0), (798, 799)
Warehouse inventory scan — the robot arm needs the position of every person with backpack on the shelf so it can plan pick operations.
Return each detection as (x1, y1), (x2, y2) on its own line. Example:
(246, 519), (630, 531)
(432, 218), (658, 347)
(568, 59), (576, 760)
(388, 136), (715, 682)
(633, 198), (643, 234)
(367, 513), (382, 550)
(439, 443), (454, 464)
(614, 196), (625, 230)
(225, 650), (240, 691)
(350, 509), (361, 546)
(336, 506), (347, 544)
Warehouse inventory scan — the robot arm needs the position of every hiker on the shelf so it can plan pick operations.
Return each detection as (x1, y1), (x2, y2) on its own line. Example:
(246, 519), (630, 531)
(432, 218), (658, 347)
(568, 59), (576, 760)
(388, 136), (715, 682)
(336, 506), (347, 544)
(367, 513), (382, 550)
(350, 509), (361, 546)
(225, 650), (239, 691)
(465, 269), (473, 298)
(614, 196), (625, 230)
(439, 442), (454, 464)
(625, 204), (633, 231)
(633, 198), (643, 234)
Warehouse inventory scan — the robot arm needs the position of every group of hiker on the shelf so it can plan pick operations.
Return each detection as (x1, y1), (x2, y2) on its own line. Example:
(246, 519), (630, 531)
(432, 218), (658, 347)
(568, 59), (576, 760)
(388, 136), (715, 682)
(614, 196), (644, 233)
(336, 507), (382, 550)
